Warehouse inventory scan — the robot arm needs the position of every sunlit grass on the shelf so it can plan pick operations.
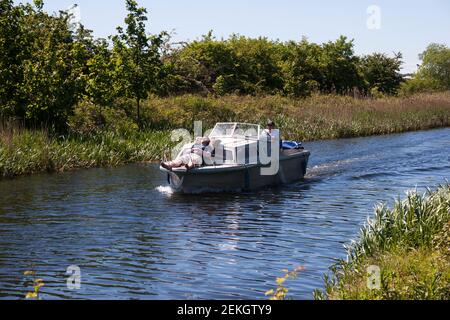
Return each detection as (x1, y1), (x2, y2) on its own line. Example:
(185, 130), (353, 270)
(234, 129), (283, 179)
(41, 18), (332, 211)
(314, 185), (450, 300)
(142, 92), (450, 141)
(0, 126), (173, 178)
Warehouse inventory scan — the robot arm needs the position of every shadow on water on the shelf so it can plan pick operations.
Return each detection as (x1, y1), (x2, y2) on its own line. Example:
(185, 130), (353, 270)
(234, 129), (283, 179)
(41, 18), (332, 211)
(0, 128), (449, 299)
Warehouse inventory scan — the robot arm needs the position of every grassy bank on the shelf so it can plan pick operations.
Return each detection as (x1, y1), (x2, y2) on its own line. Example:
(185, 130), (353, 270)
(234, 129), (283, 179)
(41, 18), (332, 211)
(0, 127), (172, 178)
(314, 185), (450, 300)
(142, 92), (450, 140)
(1, 92), (450, 178)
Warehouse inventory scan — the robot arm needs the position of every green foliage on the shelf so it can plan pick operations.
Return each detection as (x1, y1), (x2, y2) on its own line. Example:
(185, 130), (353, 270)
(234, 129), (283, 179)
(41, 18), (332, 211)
(318, 36), (362, 94)
(111, 0), (164, 125)
(85, 38), (117, 106)
(167, 34), (398, 97)
(0, 0), (448, 135)
(360, 53), (404, 95)
(19, 8), (83, 126)
(317, 245), (450, 300)
(0, 123), (173, 178)
(399, 77), (436, 96)
(316, 185), (450, 300)
(418, 44), (450, 90)
(227, 35), (284, 94)
(0, 0), (166, 129)
(165, 32), (238, 94)
(138, 92), (450, 140)
(281, 39), (322, 97)
(0, 0), (27, 119)
(348, 188), (450, 261)
(0, 1), (95, 127)
(68, 100), (139, 135)
(400, 44), (450, 95)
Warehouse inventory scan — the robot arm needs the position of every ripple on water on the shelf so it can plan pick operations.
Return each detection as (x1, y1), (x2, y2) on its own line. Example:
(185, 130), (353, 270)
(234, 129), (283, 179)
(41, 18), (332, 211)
(0, 129), (449, 299)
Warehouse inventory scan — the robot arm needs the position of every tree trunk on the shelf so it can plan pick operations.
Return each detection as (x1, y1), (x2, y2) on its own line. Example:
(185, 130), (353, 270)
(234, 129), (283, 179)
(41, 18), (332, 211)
(137, 97), (141, 129)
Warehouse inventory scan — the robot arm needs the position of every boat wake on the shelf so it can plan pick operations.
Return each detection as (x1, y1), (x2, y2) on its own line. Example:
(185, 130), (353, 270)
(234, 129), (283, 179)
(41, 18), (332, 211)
(155, 185), (174, 195)
(306, 156), (372, 179)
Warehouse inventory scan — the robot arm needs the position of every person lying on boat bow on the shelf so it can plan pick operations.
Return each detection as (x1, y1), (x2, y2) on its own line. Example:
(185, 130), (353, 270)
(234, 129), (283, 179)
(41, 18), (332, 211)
(161, 137), (214, 171)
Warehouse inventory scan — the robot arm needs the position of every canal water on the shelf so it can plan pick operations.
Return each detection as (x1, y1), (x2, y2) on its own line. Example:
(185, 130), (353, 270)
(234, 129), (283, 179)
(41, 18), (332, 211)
(0, 128), (449, 299)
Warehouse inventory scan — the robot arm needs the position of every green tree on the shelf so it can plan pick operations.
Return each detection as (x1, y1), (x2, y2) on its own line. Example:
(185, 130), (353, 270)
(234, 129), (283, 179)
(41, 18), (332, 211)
(168, 33), (285, 95)
(360, 52), (403, 95)
(167, 31), (238, 95)
(18, 4), (81, 127)
(0, 0), (26, 119)
(227, 35), (284, 95)
(85, 38), (117, 106)
(400, 43), (450, 95)
(280, 39), (322, 97)
(417, 43), (450, 90)
(111, 0), (164, 127)
(318, 36), (362, 94)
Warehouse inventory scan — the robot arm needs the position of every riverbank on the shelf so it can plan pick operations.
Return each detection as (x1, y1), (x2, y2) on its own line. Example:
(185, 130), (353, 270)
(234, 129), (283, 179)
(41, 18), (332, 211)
(0, 129), (172, 179)
(314, 185), (450, 300)
(143, 92), (450, 140)
(1, 92), (450, 178)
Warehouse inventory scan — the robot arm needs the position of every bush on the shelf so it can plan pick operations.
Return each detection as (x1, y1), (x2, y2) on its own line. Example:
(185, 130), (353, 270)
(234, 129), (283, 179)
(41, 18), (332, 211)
(399, 77), (440, 96)
(68, 100), (139, 135)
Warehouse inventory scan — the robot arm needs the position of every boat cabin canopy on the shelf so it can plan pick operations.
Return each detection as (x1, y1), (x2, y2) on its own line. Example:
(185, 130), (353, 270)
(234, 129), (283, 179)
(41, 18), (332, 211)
(209, 123), (261, 140)
(175, 123), (263, 166)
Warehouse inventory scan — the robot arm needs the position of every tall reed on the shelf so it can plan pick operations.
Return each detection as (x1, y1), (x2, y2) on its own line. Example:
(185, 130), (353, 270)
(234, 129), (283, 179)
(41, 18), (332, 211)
(0, 126), (173, 178)
(315, 184), (450, 300)
(140, 92), (450, 141)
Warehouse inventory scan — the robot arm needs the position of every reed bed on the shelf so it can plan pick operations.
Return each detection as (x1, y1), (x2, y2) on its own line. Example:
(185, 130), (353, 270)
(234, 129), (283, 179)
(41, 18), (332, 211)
(143, 92), (450, 141)
(315, 185), (450, 300)
(0, 126), (172, 178)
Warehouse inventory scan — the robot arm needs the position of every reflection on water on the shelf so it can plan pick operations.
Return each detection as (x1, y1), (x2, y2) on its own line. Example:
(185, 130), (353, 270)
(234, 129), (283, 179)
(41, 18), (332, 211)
(0, 128), (449, 299)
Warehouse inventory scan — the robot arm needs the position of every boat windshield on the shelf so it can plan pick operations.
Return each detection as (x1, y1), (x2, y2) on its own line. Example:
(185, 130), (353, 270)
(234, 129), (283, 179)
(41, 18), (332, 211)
(209, 123), (236, 137)
(233, 123), (260, 139)
(209, 123), (260, 139)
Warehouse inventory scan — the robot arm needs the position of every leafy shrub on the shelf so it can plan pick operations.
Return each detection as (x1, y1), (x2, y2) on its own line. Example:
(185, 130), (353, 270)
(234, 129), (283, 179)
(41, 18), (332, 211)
(68, 100), (138, 135)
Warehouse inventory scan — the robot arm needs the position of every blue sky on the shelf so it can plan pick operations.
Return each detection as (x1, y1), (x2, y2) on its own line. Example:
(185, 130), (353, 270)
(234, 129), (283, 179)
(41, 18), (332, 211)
(18, 0), (450, 73)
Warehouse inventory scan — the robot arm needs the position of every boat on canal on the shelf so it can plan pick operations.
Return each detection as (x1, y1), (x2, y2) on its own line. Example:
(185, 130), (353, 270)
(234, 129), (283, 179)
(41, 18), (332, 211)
(160, 122), (310, 193)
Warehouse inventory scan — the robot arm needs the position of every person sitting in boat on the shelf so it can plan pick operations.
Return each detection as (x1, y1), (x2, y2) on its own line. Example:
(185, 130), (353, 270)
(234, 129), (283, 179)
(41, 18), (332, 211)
(261, 120), (280, 141)
(161, 137), (214, 171)
(260, 120), (281, 156)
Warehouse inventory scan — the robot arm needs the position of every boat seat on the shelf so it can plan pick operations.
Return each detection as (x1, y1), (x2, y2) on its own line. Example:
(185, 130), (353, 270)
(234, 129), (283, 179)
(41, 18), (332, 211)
(209, 139), (222, 165)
